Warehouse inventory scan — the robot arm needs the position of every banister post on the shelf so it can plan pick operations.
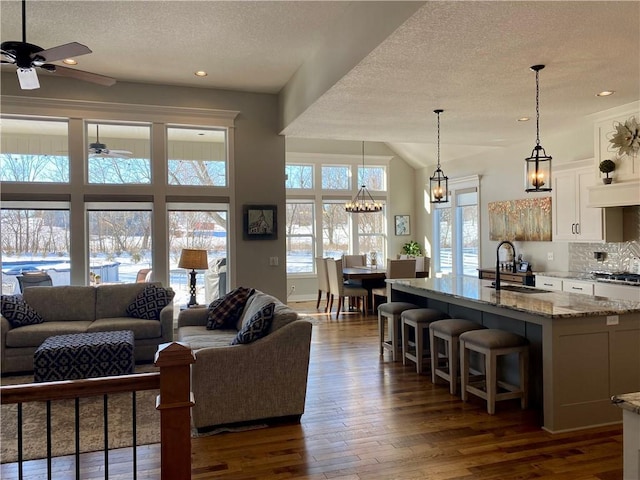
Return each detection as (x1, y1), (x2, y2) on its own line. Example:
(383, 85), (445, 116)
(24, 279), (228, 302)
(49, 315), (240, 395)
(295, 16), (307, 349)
(154, 341), (196, 480)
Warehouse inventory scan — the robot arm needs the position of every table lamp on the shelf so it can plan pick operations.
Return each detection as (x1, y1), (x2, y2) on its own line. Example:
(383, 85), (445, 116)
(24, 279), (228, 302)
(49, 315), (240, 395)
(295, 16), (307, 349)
(178, 249), (208, 307)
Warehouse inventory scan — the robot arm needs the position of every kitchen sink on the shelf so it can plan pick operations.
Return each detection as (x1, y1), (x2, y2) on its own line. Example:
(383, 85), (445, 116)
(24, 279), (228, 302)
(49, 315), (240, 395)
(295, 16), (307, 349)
(486, 284), (550, 294)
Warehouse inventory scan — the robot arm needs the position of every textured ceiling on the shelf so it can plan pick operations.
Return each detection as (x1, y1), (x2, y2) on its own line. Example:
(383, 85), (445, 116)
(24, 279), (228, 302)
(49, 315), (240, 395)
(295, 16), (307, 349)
(1, 1), (639, 168)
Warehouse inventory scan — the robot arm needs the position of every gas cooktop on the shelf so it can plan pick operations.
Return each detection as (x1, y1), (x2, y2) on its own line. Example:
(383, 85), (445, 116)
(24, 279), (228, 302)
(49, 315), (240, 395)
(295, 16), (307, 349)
(591, 272), (640, 286)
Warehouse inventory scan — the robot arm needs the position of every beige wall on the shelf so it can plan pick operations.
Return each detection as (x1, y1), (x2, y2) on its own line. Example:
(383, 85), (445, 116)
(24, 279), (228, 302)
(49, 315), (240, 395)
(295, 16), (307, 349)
(1, 73), (288, 300)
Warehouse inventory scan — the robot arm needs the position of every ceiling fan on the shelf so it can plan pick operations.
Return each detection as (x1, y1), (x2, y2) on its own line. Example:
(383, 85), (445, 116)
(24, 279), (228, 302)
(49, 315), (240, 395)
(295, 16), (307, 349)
(89, 125), (133, 158)
(1, 0), (116, 90)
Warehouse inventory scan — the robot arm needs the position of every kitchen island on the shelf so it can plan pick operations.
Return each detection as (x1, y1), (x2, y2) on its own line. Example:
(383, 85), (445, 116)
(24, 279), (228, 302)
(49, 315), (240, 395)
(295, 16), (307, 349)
(389, 276), (640, 433)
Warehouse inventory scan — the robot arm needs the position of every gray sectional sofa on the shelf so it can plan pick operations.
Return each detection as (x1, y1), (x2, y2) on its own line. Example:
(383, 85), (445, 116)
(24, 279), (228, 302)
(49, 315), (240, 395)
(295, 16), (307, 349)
(177, 289), (312, 432)
(1, 282), (174, 374)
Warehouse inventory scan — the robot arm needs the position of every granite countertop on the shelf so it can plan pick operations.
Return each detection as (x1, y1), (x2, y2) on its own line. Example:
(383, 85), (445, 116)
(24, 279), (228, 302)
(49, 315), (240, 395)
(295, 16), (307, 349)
(390, 276), (640, 319)
(533, 271), (596, 281)
(612, 392), (640, 414)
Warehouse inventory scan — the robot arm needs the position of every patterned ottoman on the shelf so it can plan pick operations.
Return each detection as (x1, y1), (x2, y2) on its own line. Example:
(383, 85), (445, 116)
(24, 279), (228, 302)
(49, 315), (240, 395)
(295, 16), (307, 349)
(34, 330), (135, 382)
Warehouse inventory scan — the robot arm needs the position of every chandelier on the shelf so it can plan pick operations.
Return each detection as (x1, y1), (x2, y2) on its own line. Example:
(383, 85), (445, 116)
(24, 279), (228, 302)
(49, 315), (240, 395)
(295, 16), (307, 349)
(345, 141), (383, 213)
(524, 64), (552, 192)
(429, 109), (449, 204)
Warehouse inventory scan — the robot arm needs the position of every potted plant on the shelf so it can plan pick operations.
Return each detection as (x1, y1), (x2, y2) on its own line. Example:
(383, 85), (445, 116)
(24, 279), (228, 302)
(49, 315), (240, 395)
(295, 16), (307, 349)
(401, 240), (423, 257)
(599, 159), (615, 184)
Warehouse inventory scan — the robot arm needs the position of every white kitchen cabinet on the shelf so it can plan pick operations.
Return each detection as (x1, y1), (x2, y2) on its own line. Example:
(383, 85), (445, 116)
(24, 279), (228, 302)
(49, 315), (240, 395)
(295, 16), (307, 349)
(562, 279), (594, 296)
(594, 283), (640, 302)
(534, 275), (563, 291)
(552, 164), (622, 242)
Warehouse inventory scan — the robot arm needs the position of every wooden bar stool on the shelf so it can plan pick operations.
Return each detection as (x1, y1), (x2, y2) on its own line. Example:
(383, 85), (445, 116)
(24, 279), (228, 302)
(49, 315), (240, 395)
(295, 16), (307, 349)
(401, 308), (448, 373)
(429, 319), (484, 395)
(459, 329), (529, 414)
(378, 302), (418, 361)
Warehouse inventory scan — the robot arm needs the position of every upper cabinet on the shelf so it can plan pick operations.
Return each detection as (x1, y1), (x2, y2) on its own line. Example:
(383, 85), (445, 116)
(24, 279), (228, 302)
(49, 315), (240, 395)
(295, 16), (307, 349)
(552, 162), (622, 242)
(588, 102), (640, 208)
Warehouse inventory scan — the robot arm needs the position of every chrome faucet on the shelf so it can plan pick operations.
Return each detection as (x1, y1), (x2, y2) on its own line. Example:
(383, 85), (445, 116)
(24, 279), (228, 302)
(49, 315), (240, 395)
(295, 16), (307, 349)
(495, 240), (516, 291)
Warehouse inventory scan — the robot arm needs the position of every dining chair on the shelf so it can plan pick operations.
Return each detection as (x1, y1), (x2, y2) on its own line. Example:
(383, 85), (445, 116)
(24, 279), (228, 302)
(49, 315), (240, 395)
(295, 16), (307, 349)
(398, 255), (430, 277)
(371, 258), (416, 310)
(315, 257), (331, 312)
(342, 254), (366, 268)
(17, 272), (53, 292)
(326, 258), (368, 318)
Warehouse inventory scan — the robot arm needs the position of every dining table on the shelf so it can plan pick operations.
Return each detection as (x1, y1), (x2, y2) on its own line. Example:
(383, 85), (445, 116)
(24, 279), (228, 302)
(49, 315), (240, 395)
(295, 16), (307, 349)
(342, 266), (387, 313)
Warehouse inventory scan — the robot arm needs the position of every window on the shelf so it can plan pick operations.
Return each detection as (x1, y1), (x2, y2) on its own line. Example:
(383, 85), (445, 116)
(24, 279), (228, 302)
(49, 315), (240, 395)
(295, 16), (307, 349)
(87, 206), (152, 283)
(87, 123), (151, 184)
(1, 205), (71, 294)
(168, 208), (229, 305)
(0, 117), (69, 183)
(358, 166), (385, 191)
(285, 164), (313, 189)
(322, 165), (350, 190)
(285, 202), (314, 273)
(432, 176), (480, 277)
(357, 207), (387, 264)
(322, 202), (350, 259)
(167, 127), (227, 186)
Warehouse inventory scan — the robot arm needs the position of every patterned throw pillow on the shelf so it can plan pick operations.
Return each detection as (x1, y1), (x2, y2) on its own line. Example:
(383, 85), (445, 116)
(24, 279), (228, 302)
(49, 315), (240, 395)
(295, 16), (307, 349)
(206, 287), (255, 330)
(230, 302), (275, 345)
(1, 295), (44, 327)
(126, 285), (175, 320)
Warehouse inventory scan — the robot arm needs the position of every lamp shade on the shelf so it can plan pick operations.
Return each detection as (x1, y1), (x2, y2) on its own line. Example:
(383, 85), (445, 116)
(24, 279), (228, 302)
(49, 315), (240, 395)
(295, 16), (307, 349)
(178, 249), (208, 270)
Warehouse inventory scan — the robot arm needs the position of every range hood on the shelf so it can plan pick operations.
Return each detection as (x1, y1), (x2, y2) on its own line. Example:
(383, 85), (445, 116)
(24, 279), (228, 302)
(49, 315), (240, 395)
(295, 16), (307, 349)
(587, 180), (640, 207)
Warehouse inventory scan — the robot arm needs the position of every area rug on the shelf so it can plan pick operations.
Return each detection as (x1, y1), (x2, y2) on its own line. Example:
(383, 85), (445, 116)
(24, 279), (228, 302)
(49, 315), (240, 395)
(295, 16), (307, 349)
(1, 368), (160, 464)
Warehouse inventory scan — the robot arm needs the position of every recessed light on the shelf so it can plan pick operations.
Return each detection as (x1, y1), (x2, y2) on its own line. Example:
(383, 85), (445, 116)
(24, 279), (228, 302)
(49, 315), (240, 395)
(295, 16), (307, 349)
(517, 117), (530, 122)
(194, 71), (208, 77)
(62, 59), (77, 65)
(596, 90), (615, 97)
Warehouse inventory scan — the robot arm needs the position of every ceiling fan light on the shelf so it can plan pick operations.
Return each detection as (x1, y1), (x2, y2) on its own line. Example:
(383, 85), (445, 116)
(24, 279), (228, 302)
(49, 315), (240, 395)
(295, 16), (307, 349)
(17, 67), (39, 90)
(194, 70), (208, 77)
(62, 58), (77, 65)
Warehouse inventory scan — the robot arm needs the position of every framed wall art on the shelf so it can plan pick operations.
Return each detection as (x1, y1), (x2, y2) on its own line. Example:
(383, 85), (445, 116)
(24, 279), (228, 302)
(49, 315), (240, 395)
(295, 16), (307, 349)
(243, 205), (277, 240)
(394, 215), (410, 236)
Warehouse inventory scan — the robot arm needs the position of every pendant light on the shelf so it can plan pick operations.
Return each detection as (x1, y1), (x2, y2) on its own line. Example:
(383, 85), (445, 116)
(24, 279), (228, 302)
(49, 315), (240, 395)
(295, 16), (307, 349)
(345, 141), (383, 213)
(524, 64), (552, 192)
(429, 109), (449, 204)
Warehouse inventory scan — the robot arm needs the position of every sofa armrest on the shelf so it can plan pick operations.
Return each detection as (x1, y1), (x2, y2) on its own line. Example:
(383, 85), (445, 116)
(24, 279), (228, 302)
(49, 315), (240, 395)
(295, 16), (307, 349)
(1, 315), (11, 370)
(177, 307), (209, 328)
(190, 319), (312, 429)
(159, 304), (175, 342)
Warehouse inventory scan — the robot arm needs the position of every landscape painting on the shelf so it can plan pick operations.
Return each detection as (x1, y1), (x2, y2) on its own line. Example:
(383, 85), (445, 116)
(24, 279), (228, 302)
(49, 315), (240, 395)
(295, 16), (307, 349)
(488, 197), (552, 241)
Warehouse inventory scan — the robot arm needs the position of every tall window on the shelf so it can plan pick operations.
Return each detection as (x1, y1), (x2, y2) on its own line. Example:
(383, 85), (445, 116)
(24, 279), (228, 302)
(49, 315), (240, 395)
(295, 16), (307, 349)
(357, 208), (386, 262)
(86, 206), (152, 283)
(0, 205), (70, 294)
(285, 202), (314, 273)
(168, 208), (228, 305)
(0, 117), (69, 183)
(87, 123), (151, 184)
(322, 202), (350, 260)
(433, 176), (479, 276)
(167, 127), (227, 186)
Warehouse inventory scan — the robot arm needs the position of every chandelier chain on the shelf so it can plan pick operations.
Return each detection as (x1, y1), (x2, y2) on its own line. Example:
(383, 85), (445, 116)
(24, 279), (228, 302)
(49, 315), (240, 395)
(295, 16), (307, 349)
(437, 111), (441, 167)
(535, 68), (541, 147)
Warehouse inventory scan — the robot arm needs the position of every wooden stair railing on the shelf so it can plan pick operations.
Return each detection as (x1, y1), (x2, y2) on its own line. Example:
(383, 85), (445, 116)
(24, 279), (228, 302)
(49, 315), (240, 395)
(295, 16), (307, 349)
(1, 341), (196, 480)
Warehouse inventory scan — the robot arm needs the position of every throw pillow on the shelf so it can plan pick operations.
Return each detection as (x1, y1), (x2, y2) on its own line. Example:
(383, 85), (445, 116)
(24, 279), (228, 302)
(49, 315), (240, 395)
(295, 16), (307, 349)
(230, 302), (275, 345)
(126, 285), (175, 320)
(206, 286), (255, 330)
(1, 295), (44, 327)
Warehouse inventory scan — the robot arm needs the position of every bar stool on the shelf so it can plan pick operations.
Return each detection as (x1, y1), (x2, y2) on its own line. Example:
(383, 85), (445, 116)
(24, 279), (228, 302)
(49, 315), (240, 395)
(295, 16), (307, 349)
(459, 329), (529, 414)
(429, 319), (484, 395)
(378, 302), (418, 361)
(401, 308), (448, 373)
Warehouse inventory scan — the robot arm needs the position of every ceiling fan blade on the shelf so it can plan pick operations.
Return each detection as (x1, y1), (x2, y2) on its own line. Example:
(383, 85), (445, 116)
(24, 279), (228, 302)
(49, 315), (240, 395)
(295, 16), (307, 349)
(36, 42), (91, 63)
(50, 64), (116, 87)
(17, 67), (39, 90)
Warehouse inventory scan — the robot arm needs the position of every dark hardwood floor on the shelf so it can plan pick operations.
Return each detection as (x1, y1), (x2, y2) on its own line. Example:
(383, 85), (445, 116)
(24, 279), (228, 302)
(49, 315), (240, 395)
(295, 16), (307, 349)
(2, 301), (623, 479)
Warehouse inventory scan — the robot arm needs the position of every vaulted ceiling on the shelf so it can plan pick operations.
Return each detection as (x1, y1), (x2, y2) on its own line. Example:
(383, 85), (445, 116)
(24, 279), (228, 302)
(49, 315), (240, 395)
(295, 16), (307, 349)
(1, 1), (638, 167)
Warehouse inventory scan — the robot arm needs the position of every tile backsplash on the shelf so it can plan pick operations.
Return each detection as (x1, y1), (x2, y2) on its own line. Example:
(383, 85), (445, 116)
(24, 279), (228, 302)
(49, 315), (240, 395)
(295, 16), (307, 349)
(569, 206), (640, 273)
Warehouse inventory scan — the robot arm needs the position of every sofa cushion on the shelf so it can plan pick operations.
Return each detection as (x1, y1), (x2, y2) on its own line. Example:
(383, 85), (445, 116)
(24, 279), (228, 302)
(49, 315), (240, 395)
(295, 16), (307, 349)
(178, 325), (238, 351)
(1, 295), (44, 327)
(5, 321), (94, 348)
(206, 287), (254, 330)
(231, 302), (275, 345)
(239, 290), (298, 332)
(23, 286), (96, 322)
(126, 284), (175, 320)
(88, 317), (162, 339)
(96, 282), (162, 319)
